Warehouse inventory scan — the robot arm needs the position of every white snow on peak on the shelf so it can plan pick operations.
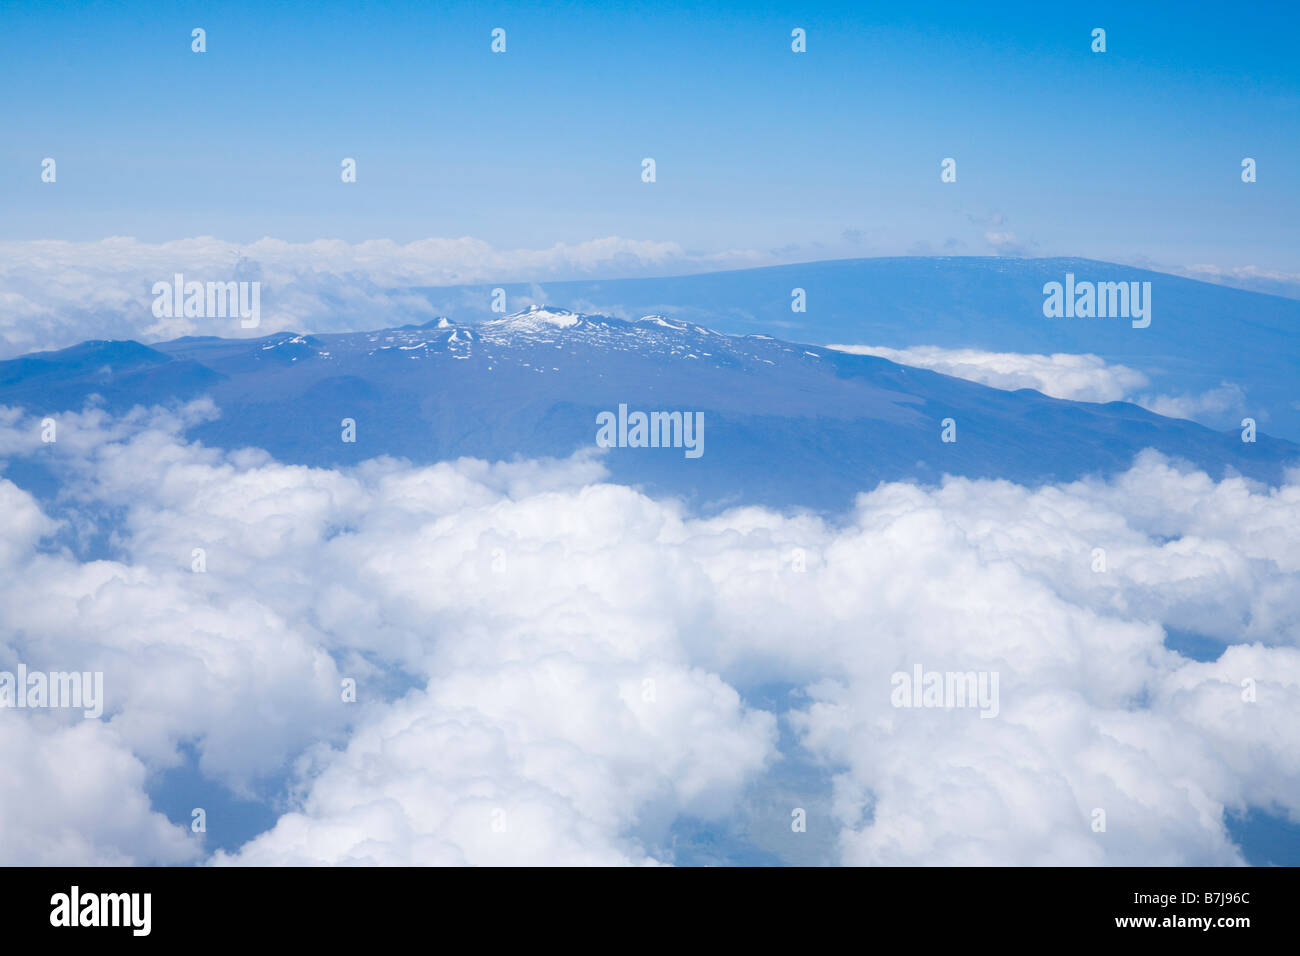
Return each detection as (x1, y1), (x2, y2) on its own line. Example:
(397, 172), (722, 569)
(261, 333), (311, 351)
(636, 314), (720, 337)
(636, 315), (685, 329)
(495, 305), (585, 329)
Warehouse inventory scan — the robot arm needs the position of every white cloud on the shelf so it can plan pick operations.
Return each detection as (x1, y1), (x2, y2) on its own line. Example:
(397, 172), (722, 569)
(0, 236), (774, 359)
(0, 719), (197, 865)
(1185, 263), (1300, 283)
(1135, 382), (1248, 422)
(827, 343), (1249, 429)
(0, 405), (1298, 865)
(984, 231), (1030, 255)
(826, 344), (1150, 403)
(1179, 263), (1300, 299)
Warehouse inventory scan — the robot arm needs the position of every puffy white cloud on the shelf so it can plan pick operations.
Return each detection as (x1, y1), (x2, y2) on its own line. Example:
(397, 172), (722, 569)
(0, 406), (778, 864)
(826, 344), (1149, 403)
(0, 719), (198, 866)
(224, 662), (773, 866)
(827, 343), (1250, 430)
(0, 405), (1298, 865)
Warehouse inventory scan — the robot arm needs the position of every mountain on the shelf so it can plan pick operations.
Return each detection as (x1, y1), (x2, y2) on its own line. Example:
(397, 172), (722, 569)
(0, 305), (1293, 514)
(405, 257), (1300, 442)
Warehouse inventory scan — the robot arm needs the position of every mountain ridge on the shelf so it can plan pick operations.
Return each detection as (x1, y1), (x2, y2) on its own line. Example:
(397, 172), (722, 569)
(0, 305), (1293, 514)
(401, 257), (1300, 441)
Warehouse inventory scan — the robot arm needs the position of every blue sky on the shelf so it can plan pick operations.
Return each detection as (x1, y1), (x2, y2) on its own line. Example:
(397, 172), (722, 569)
(2, 0), (1297, 272)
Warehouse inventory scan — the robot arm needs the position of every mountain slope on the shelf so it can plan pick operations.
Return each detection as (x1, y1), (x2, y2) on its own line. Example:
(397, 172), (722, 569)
(406, 257), (1300, 442)
(0, 306), (1293, 513)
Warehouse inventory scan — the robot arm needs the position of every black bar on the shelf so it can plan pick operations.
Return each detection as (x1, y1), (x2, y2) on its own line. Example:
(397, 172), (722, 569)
(1, 865), (1289, 943)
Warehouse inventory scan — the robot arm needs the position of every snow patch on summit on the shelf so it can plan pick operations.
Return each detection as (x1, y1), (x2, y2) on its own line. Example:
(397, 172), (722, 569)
(491, 305), (586, 331)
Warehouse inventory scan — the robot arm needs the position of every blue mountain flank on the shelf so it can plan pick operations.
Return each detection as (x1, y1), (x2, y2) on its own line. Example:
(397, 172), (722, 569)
(406, 257), (1300, 442)
(0, 305), (1292, 514)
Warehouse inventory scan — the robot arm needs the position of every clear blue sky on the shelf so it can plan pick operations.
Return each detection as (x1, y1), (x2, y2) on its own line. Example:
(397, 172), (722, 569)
(2, 0), (1297, 271)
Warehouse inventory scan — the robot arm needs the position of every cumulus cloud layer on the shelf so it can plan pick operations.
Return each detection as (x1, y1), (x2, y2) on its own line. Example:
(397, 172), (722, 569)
(0, 403), (1297, 865)
(0, 236), (773, 358)
(826, 344), (1151, 403)
(827, 342), (1249, 427)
